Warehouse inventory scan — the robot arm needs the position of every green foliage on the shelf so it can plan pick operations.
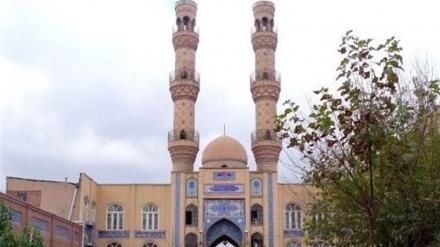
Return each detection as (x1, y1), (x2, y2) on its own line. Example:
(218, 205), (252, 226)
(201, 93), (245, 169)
(276, 31), (440, 246)
(0, 200), (45, 247)
(0, 200), (17, 247)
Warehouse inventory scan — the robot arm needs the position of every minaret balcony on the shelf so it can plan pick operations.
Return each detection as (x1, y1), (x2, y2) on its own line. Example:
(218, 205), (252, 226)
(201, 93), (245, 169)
(169, 69), (200, 85)
(251, 129), (281, 145)
(250, 70), (281, 85)
(168, 129), (200, 148)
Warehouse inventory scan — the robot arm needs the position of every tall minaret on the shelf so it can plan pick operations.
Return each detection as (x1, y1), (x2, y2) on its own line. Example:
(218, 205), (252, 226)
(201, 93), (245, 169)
(250, 1), (281, 172)
(169, 0), (200, 172)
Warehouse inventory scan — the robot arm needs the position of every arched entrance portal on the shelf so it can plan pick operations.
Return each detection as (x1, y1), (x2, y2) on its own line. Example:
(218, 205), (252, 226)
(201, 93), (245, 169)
(206, 219), (242, 247)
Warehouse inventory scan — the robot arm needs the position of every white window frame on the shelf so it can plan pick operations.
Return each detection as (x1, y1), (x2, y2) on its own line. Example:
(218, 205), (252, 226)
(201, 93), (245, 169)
(107, 204), (123, 230)
(142, 204), (159, 231)
(285, 203), (302, 229)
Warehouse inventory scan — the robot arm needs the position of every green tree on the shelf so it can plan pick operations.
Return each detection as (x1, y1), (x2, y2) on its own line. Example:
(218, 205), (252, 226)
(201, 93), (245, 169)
(276, 31), (440, 246)
(0, 200), (45, 247)
(0, 200), (17, 247)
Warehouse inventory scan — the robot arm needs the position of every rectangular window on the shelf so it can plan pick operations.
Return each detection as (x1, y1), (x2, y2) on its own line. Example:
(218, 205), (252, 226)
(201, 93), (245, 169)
(185, 211), (192, 225)
(17, 191), (27, 202)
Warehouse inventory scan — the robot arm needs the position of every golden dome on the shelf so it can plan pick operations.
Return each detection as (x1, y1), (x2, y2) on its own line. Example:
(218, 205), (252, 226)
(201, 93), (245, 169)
(202, 135), (247, 168)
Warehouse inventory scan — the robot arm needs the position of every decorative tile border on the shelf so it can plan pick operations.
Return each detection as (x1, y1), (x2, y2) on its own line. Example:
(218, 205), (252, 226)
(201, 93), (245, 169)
(98, 230), (130, 238)
(31, 217), (48, 232)
(174, 173), (181, 247)
(204, 184), (244, 193)
(268, 174), (274, 247)
(135, 230), (166, 239)
(213, 172), (235, 181)
(283, 229), (305, 237)
(10, 210), (22, 225)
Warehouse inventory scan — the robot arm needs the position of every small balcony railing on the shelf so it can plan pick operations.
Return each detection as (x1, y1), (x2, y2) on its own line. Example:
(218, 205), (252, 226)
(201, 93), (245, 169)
(168, 129), (200, 142)
(169, 69), (200, 84)
(250, 70), (281, 84)
(172, 25), (199, 34)
(251, 129), (281, 144)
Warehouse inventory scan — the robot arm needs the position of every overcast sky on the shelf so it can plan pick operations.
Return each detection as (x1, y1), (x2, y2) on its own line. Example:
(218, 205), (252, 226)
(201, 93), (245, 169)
(1, 0), (439, 191)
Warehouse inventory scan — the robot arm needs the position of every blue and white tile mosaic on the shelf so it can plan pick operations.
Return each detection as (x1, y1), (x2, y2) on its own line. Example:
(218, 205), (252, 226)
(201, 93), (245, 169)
(204, 184), (244, 193)
(98, 230), (130, 238)
(268, 174), (274, 247)
(174, 173), (181, 247)
(283, 229), (305, 237)
(204, 199), (245, 230)
(251, 178), (263, 197)
(10, 210), (22, 225)
(56, 225), (70, 239)
(213, 172), (235, 181)
(186, 178), (197, 197)
(31, 217), (48, 232)
(134, 230), (166, 239)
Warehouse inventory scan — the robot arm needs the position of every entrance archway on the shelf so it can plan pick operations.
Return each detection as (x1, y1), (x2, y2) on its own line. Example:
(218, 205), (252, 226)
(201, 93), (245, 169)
(206, 219), (242, 247)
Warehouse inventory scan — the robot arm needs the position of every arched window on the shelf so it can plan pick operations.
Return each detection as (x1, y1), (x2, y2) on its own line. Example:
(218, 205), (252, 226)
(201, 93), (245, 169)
(287, 242), (302, 247)
(285, 203), (302, 229)
(106, 242), (122, 247)
(185, 204), (198, 226)
(180, 129), (187, 139)
(312, 242), (330, 247)
(262, 17), (268, 31)
(191, 19), (196, 31)
(262, 71), (269, 80)
(185, 233), (198, 247)
(83, 197), (89, 222)
(91, 201), (96, 223)
(180, 70), (188, 79)
(254, 19), (260, 31)
(250, 204), (263, 225)
(142, 204), (159, 230)
(107, 204), (123, 230)
(176, 17), (182, 31)
(183, 16), (190, 30)
(251, 232), (263, 247)
(142, 243), (158, 247)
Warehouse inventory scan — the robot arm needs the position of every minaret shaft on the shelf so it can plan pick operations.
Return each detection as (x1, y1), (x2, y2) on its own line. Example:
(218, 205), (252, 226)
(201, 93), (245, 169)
(250, 1), (281, 172)
(168, 0), (200, 172)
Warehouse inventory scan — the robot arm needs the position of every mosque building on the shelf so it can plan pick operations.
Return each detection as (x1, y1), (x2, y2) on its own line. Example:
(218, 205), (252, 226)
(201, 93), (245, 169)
(5, 1), (322, 246)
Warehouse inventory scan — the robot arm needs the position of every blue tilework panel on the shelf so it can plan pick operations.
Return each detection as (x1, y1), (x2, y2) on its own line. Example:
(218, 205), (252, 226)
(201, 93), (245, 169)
(204, 184), (244, 193)
(174, 174), (181, 247)
(251, 178), (263, 197)
(268, 174), (274, 247)
(31, 217), (48, 232)
(204, 199), (245, 230)
(135, 231), (166, 239)
(186, 179), (197, 197)
(283, 229), (305, 237)
(98, 230), (130, 238)
(56, 226), (70, 239)
(213, 172), (235, 181)
(10, 210), (22, 225)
